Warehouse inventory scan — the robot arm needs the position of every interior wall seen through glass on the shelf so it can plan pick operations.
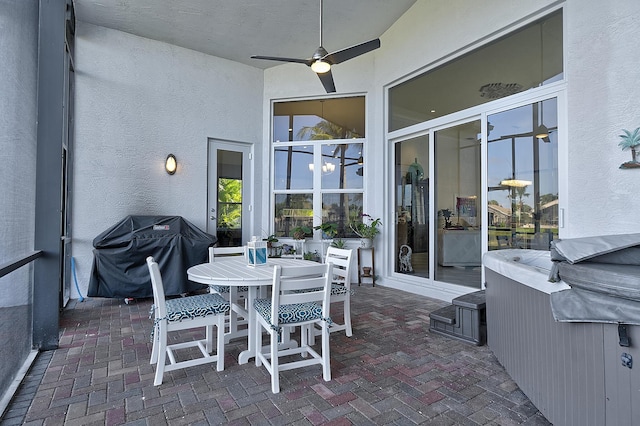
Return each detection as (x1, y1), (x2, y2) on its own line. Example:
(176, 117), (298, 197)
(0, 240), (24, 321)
(434, 120), (482, 288)
(487, 99), (558, 251)
(395, 135), (429, 278)
(389, 10), (562, 131)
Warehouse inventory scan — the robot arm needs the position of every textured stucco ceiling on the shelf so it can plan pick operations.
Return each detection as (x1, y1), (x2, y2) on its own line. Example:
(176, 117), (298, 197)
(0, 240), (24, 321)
(73, 0), (417, 69)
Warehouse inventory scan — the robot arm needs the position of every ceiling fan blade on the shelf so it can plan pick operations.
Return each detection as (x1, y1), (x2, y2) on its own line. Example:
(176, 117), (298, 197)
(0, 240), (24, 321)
(324, 39), (381, 65)
(317, 70), (336, 93)
(251, 55), (311, 65)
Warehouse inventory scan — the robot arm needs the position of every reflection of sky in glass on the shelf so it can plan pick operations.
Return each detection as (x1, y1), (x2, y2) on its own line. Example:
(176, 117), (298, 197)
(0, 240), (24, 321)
(487, 100), (558, 209)
(321, 143), (363, 190)
(274, 146), (313, 190)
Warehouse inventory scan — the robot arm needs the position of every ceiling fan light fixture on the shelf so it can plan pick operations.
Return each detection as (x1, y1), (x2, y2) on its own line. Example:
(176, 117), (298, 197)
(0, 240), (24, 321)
(311, 59), (331, 74)
(535, 124), (549, 139)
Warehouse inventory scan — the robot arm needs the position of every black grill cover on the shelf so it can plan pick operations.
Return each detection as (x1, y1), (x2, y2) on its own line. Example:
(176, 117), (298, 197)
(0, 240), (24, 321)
(88, 215), (216, 298)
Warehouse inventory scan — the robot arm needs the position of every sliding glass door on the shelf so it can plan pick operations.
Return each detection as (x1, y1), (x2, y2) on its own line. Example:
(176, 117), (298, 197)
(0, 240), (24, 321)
(434, 120), (482, 288)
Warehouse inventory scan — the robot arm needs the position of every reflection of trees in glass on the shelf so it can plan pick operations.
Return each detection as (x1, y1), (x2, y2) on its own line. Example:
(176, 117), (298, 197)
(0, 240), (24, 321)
(507, 186), (530, 227)
(297, 119), (360, 140)
(218, 178), (242, 228)
(274, 194), (313, 237)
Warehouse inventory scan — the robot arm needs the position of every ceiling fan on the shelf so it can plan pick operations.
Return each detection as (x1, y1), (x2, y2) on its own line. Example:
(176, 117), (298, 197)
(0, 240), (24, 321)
(250, 0), (381, 93)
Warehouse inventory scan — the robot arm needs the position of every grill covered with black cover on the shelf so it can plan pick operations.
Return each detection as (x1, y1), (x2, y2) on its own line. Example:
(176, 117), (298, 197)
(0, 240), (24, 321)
(88, 215), (216, 298)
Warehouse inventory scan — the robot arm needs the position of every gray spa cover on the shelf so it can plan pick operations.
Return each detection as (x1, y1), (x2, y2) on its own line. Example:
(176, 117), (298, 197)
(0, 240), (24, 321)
(548, 233), (640, 324)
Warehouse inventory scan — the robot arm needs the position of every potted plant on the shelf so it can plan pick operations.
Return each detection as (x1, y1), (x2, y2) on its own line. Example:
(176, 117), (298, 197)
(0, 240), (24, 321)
(291, 225), (312, 240)
(314, 222), (338, 240)
(350, 213), (382, 248)
(263, 234), (279, 257)
(331, 238), (347, 248)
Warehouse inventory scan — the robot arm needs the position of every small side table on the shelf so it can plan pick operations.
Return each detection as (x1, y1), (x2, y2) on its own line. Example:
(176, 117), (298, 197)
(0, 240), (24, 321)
(357, 247), (375, 286)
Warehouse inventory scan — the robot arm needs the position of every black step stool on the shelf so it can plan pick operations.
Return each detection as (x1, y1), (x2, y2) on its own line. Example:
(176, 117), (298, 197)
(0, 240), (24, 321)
(429, 290), (486, 345)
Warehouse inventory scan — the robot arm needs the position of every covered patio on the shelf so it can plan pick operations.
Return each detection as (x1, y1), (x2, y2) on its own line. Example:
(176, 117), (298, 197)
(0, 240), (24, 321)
(2, 285), (549, 425)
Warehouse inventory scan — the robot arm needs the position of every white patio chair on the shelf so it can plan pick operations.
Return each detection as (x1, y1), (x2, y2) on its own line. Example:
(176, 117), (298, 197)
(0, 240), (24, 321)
(254, 262), (333, 394)
(208, 246), (250, 342)
(324, 246), (354, 337)
(147, 256), (229, 386)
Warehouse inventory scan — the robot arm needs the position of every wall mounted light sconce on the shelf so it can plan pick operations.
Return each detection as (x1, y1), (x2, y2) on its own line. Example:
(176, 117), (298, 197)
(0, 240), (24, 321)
(165, 154), (177, 175)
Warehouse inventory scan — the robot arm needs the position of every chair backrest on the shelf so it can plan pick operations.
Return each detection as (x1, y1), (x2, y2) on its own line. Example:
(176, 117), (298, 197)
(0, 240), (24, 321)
(146, 256), (167, 320)
(325, 247), (353, 287)
(208, 246), (246, 262)
(496, 235), (510, 248)
(270, 263), (332, 327)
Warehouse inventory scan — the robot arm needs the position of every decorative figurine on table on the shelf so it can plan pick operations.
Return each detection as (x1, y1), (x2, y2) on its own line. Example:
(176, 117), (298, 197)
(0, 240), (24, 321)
(399, 244), (413, 273)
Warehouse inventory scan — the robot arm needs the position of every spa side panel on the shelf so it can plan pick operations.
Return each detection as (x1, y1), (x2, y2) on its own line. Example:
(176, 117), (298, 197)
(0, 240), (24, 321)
(485, 268), (606, 426)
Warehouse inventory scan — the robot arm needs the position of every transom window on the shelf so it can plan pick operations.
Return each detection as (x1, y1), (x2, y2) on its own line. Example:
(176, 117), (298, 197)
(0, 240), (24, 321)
(272, 97), (365, 239)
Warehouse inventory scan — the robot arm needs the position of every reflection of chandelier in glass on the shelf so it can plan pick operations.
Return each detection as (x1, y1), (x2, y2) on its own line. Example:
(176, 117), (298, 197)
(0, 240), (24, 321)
(308, 161), (335, 174)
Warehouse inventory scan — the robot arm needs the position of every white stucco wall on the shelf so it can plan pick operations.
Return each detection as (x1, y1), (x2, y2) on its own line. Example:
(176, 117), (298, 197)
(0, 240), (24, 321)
(262, 0), (640, 300)
(72, 22), (264, 298)
(69, 0), (640, 300)
(564, 0), (640, 237)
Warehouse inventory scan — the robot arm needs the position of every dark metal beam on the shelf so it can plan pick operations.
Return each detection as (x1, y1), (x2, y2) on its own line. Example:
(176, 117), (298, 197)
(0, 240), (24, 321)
(34, 0), (68, 350)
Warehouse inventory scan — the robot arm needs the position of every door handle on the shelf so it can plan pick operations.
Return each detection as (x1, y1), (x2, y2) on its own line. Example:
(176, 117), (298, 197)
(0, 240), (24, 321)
(210, 216), (216, 221)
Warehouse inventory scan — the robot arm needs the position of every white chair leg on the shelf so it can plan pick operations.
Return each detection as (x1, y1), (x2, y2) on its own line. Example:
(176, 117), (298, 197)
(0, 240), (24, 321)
(271, 329), (280, 394)
(216, 314), (225, 371)
(154, 323), (168, 386)
(150, 324), (160, 365)
(205, 324), (214, 353)
(344, 299), (353, 337)
(321, 324), (331, 381)
(255, 317), (263, 367)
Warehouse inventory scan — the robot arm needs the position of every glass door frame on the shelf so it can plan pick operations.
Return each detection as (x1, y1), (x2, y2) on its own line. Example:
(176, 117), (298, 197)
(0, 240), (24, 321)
(387, 85), (566, 292)
(207, 139), (254, 245)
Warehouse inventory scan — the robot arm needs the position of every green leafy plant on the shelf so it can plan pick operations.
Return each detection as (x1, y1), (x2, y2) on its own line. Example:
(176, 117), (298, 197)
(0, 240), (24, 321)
(350, 214), (382, 239)
(303, 250), (321, 262)
(262, 234), (279, 246)
(291, 225), (312, 240)
(331, 238), (347, 248)
(314, 222), (338, 239)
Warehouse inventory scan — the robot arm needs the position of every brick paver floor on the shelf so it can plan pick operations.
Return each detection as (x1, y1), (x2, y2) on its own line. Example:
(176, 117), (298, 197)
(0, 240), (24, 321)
(2, 285), (551, 425)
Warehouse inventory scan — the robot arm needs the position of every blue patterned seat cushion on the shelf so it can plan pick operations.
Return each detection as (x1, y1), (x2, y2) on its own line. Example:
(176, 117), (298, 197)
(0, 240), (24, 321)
(210, 285), (249, 294)
(253, 298), (323, 325)
(292, 284), (353, 296)
(163, 293), (230, 322)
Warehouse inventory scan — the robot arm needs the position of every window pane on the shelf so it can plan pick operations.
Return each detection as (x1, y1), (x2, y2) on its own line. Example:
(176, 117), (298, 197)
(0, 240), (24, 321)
(487, 99), (558, 251)
(274, 145), (313, 190)
(395, 135), (429, 278)
(274, 193), (313, 237)
(321, 143), (363, 189)
(322, 193), (363, 238)
(274, 97), (365, 142)
(217, 178), (242, 229)
(389, 10), (562, 131)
